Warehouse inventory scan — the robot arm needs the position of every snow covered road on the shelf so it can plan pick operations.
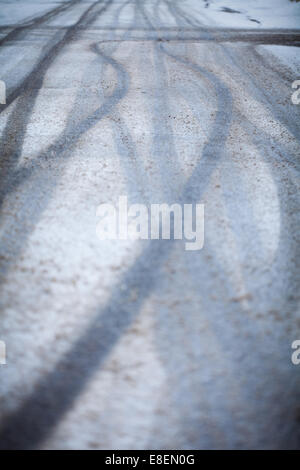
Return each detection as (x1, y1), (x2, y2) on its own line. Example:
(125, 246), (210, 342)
(0, 0), (299, 449)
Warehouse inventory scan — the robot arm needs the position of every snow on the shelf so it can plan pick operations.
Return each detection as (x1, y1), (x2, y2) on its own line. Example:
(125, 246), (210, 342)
(259, 45), (300, 73)
(187, 0), (300, 29)
(0, 1), (67, 26)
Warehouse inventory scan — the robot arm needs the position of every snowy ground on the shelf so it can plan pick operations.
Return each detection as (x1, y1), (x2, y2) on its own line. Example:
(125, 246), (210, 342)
(190, 0), (300, 29)
(0, 0), (299, 450)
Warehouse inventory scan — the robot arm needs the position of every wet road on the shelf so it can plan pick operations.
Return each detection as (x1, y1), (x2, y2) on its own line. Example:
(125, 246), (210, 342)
(0, 0), (299, 449)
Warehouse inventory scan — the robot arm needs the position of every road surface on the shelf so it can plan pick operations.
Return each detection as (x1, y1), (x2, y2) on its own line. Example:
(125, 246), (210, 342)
(0, 0), (299, 450)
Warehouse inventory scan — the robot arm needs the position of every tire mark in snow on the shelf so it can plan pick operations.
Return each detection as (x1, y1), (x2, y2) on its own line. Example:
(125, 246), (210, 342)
(0, 0), (114, 211)
(0, 0), (82, 48)
(0, 2), (234, 450)
(0, 0), (113, 116)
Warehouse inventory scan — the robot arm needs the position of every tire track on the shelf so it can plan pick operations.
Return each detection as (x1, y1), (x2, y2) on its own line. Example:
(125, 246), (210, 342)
(0, 0), (135, 204)
(0, 1), (233, 450)
(134, 0), (184, 198)
(160, 0), (300, 448)
(0, 0), (113, 207)
(0, 0), (83, 48)
(0, 3), (132, 285)
(1, 0), (299, 450)
(0, 0), (112, 115)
